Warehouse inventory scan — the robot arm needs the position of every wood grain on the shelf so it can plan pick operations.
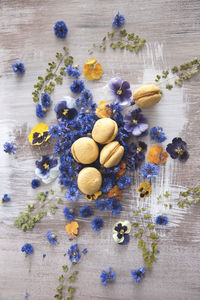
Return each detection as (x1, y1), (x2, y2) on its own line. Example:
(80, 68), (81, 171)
(0, 0), (200, 299)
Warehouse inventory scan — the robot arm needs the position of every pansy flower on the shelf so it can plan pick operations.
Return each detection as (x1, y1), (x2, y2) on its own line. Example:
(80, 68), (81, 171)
(85, 191), (102, 201)
(147, 145), (168, 164)
(109, 77), (132, 105)
(112, 220), (131, 244)
(67, 244), (81, 263)
(28, 123), (50, 146)
(166, 137), (189, 162)
(95, 100), (112, 118)
(124, 109), (148, 136)
(127, 141), (147, 169)
(54, 100), (78, 122)
(83, 58), (103, 80)
(137, 182), (152, 198)
(107, 185), (122, 200)
(35, 155), (59, 184)
(65, 221), (79, 239)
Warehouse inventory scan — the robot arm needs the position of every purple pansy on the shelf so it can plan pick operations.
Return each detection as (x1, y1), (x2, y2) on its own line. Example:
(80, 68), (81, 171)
(54, 100), (78, 122)
(127, 141), (147, 168)
(124, 109), (148, 136)
(166, 137), (189, 162)
(109, 77), (132, 105)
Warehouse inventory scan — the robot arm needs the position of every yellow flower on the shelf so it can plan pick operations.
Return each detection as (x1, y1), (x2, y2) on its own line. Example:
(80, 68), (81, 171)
(65, 221), (79, 239)
(137, 182), (152, 198)
(83, 58), (103, 80)
(28, 123), (50, 146)
(96, 101), (112, 118)
(85, 190), (102, 201)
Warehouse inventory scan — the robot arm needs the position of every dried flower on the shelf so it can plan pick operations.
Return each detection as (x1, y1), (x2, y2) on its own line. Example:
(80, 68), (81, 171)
(91, 217), (104, 231)
(155, 215), (168, 225)
(67, 244), (81, 263)
(21, 243), (34, 255)
(109, 77), (132, 105)
(2, 194), (11, 203)
(150, 127), (167, 143)
(3, 142), (16, 154)
(112, 220), (131, 244)
(96, 100), (111, 118)
(12, 62), (25, 74)
(100, 268), (115, 286)
(65, 221), (79, 239)
(85, 191), (102, 201)
(147, 145), (168, 164)
(46, 230), (57, 244)
(166, 137), (189, 162)
(54, 21), (68, 38)
(131, 268), (145, 283)
(28, 123), (50, 146)
(137, 182), (152, 198)
(83, 58), (103, 80)
(107, 185), (122, 200)
(112, 12), (125, 28)
(124, 109), (148, 136)
(140, 163), (159, 179)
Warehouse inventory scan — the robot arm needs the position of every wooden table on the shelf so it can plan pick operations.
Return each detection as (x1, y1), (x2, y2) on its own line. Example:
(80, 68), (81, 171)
(0, 1), (200, 299)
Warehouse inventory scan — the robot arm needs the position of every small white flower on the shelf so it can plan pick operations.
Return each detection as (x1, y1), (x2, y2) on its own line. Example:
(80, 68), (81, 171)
(112, 220), (131, 243)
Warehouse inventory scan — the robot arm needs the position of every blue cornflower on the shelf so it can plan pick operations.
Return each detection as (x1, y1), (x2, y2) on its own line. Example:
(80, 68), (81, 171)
(140, 163), (159, 179)
(31, 179), (40, 189)
(66, 65), (81, 78)
(43, 254), (46, 259)
(67, 244), (81, 263)
(12, 62), (25, 74)
(82, 248), (88, 254)
(79, 205), (93, 218)
(41, 93), (51, 108)
(155, 215), (168, 225)
(21, 243), (34, 255)
(117, 175), (131, 189)
(65, 186), (79, 201)
(54, 21), (68, 38)
(36, 103), (45, 118)
(131, 267), (145, 283)
(70, 80), (85, 94)
(106, 198), (122, 215)
(100, 268), (115, 286)
(150, 127), (167, 143)
(46, 231), (57, 244)
(49, 125), (61, 138)
(63, 207), (75, 221)
(76, 89), (93, 108)
(24, 292), (29, 298)
(95, 199), (109, 211)
(91, 217), (104, 231)
(3, 142), (16, 154)
(112, 12), (125, 28)
(102, 176), (115, 193)
(2, 194), (11, 202)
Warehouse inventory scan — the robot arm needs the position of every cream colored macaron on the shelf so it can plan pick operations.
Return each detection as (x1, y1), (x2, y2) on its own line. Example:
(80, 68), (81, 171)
(100, 141), (124, 168)
(77, 167), (102, 195)
(133, 84), (162, 108)
(92, 118), (118, 144)
(71, 137), (99, 164)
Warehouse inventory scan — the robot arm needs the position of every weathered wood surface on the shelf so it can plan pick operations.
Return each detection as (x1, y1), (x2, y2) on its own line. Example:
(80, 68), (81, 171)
(0, 0), (200, 299)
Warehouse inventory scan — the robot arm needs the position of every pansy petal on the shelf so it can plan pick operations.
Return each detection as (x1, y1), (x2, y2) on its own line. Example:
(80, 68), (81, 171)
(121, 220), (131, 233)
(112, 232), (124, 243)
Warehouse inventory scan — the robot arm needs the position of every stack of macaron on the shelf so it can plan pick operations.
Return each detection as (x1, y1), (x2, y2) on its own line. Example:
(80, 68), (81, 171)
(71, 118), (124, 195)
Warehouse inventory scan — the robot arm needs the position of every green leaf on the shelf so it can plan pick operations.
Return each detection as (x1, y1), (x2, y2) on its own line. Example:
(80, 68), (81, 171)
(144, 214), (151, 219)
(68, 286), (75, 295)
(147, 223), (155, 230)
(132, 222), (139, 227)
(149, 232), (159, 240)
(56, 284), (63, 292)
(133, 210), (138, 216)
(59, 275), (64, 283)
(62, 265), (68, 272)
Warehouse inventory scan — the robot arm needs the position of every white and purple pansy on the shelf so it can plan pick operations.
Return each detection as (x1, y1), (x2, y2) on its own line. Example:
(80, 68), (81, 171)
(112, 220), (131, 245)
(124, 108), (148, 136)
(109, 77), (132, 105)
(35, 155), (59, 184)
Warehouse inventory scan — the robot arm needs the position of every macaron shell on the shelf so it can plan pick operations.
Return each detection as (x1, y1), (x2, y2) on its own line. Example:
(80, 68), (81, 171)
(92, 118), (118, 144)
(71, 137), (99, 164)
(133, 84), (160, 100)
(100, 141), (124, 168)
(135, 94), (161, 108)
(77, 167), (102, 195)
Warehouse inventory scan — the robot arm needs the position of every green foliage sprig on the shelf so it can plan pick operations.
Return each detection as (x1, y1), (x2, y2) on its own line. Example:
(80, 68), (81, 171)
(14, 191), (63, 231)
(54, 264), (78, 300)
(88, 29), (146, 55)
(155, 57), (200, 90)
(132, 208), (159, 268)
(32, 47), (73, 103)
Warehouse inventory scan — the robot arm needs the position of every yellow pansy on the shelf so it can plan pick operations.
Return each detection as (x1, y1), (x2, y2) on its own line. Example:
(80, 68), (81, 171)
(28, 123), (50, 145)
(83, 58), (103, 80)
(96, 101), (112, 118)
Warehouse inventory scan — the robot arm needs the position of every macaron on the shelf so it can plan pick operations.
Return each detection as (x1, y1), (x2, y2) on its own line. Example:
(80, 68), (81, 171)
(133, 84), (162, 108)
(71, 137), (99, 164)
(77, 167), (102, 195)
(92, 118), (118, 144)
(100, 141), (124, 168)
